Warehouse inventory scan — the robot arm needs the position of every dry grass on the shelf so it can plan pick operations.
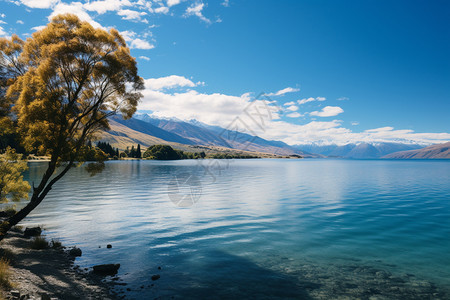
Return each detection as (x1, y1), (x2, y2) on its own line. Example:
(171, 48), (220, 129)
(0, 258), (12, 290)
(29, 236), (49, 250)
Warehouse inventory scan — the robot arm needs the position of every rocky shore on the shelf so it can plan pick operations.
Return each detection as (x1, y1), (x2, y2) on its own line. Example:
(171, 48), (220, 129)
(0, 227), (117, 300)
(1, 227), (449, 299)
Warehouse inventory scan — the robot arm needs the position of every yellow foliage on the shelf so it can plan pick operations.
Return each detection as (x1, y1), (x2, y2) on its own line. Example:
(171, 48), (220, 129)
(1, 13), (143, 159)
(0, 147), (30, 203)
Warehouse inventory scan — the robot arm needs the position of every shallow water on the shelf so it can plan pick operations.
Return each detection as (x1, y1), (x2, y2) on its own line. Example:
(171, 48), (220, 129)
(21, 159), (450, 299)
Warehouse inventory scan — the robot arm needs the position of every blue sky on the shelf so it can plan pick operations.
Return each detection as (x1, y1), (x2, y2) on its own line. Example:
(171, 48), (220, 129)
(1, 0), (449, 145)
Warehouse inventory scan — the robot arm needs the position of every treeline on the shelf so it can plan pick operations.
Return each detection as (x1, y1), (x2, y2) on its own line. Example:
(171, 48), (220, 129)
(1, 138), (259, 161)
(143, 145), (205, 160)
(96, 142), (142, 159)
(86, 142), (143, 160)
(123, 144), (142, 158)
(96, 141), (119, 158)
(142, 145), (260, 160)
(208, 153), (259, 159)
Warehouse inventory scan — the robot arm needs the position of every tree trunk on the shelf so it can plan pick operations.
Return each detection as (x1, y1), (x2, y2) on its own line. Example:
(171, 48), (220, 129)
(0, 160), (73, 242)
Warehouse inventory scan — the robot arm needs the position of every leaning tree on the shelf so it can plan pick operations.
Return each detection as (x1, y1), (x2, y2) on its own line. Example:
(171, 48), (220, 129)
(0, 14), (144, 240)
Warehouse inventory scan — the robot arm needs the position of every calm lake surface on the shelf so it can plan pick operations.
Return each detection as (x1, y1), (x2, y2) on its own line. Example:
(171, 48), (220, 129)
(22, 159), (450, 299)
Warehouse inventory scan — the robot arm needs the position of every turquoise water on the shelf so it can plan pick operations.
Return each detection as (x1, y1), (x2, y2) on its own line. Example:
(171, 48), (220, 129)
(22, 159), (450, 299)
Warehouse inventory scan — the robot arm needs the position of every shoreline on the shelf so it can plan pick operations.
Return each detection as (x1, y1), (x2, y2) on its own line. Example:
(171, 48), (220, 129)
(0, 227), (118, 300)
(1, 226), (449, 299)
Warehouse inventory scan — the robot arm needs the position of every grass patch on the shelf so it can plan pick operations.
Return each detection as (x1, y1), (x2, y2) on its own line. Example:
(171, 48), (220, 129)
(29, 236), (49, 250)
(0, 258), (12, 290)
(50, 239), (62, 249)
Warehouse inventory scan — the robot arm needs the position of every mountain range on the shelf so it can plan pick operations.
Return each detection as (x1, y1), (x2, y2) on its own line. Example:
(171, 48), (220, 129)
(101, 115), (314, 157)
(383, 142), (450, 159)
(99, 114), (448, 159)
(296, 142), (424, 159)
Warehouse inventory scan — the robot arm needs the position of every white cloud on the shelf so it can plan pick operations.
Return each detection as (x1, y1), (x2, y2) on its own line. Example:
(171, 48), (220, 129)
(119, 30), (153, 49)
(31, 25), (45, 31)
(364, 127), (395, 133)
(286, 112), (303, 118)
(351, 121), (359, 126)
(283, 101), (296, 106)
(145, 75), (197, 90)
(222, 0), (230, 7)
(119, 30), (136, 41)
(337, 97), (349, 101)
(167, 0), (181, 7)
(140, 89), (255, 126)
(83, 0), (133, 14)
(286, 105), (298, 112)
(137, 75), (450, 146)
(139, 55), (150, 61)
(16, 20), (24, 24)
(185, 2), (211, 24)
(117, 9), (148, 22)
(266, 87), (300, 97)
(0, 26), (7, 37)
(130, 38), (154, 49)
(297, 96), (326, 105)
(0, 20), (6, 24)
(50, 2), (104, 29)
(0, 14), (5, 18)
(154, 6), (169, 14)
(310, 106), (344, 117)
(20, 0), (58, 9)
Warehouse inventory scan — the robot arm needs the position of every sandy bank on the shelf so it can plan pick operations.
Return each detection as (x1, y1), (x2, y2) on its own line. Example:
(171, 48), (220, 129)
(0, 228), (117, 300)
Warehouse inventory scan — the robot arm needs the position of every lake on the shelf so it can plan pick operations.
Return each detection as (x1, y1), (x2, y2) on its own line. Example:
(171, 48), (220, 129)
(22, 159), (450, 299)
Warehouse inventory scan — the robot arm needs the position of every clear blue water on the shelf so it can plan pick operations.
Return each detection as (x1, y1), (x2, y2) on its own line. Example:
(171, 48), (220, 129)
(21, 159), (450, 299)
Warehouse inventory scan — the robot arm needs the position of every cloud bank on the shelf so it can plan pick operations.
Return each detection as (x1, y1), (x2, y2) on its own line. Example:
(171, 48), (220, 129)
(138, 75), (450, 146)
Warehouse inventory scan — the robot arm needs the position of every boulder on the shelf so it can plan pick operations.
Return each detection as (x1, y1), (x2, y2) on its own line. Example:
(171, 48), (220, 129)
(24, 227), (41, 237)
(69, 247), (82, 257)
(93, 264), (120, 275)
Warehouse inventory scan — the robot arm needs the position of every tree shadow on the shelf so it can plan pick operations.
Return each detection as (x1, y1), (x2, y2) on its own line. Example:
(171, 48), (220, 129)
(138, 249), (317, 300)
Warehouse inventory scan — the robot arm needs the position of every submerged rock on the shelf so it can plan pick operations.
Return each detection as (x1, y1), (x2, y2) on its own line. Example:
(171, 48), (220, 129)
(151, 274), (160, 281)
(24, 227), (41, 237)
(93, 263), (120, 275)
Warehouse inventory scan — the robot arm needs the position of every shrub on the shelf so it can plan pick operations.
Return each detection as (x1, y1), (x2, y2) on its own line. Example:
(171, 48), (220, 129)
(30, 236), (49, 250)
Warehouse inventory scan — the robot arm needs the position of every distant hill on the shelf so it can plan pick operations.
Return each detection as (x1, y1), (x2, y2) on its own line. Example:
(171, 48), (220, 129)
(296, 142), (424, 159)
(383, 142), (450, 159)
(109, 115), (194, 145)
(100, 118), (183, 150)
(134, 114), (317, 157)
(136, 114), (231, 147)
(101, 119), (286, 158)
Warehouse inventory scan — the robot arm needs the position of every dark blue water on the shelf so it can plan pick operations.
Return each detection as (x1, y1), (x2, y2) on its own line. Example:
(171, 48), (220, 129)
(22, 159), (450, 299)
